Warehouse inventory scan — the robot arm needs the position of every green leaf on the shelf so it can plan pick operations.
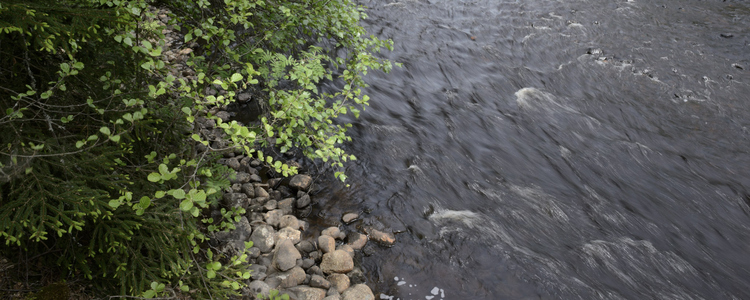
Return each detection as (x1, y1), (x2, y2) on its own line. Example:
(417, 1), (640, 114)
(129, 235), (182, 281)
(109, 135), (120, 143)
(147, 173), (161, 182)
(180, 199), (193, 211)
(139, 196), (151, 209)
(207, 270), (216, 279)
(99, 127), (111, 136)
(75, 141), (85, 148)
(230, 73), (243, 82)
(172, 189), (186, 199)
(155, 191), (166, 198)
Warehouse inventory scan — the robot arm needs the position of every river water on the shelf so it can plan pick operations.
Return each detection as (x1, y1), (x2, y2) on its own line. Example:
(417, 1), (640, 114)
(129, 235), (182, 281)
(310, 0), (750, 299)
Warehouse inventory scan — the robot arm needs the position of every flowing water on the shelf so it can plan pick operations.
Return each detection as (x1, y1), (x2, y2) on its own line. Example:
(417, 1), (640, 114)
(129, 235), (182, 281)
(309, 0), (750, 299)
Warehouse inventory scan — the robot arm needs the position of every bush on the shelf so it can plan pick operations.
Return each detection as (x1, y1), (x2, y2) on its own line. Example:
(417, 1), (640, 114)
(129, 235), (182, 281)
(0, 0), (392, 297)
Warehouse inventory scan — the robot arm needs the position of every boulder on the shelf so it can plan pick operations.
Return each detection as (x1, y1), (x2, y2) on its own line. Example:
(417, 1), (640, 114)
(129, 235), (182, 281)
(278, 266), (306, 288)
(222, 192), (249, 209)
(320, 250), (353, 274)
(341, 213), (358, 224)
(247, 280), (271, 298)
(280, 215), (299, 229)
(288, 286), (327, 300)
(341, 284), (374, 300)
(326, 274), (349, 293)
(296, 193), (311, 208)
(251, 224), (276, 253)
(289, 174), (313, 191)
(345, 232), (367, 250)
(264, 209), (284, 228)
(255, 186), (270, 198)
(273, 239), (302, 272)
(241, 183), (256, 198)
(309, 275), (331, 289)
(365, 227), (395, 246)
(276, 227), (302, 245)
(318, 235), (335, 254)
(321, 227), (340, 239)
(278, 198), (295, 215)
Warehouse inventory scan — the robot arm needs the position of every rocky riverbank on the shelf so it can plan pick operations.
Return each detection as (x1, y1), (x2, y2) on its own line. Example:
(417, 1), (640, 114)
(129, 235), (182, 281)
(153, 8), (395, 300)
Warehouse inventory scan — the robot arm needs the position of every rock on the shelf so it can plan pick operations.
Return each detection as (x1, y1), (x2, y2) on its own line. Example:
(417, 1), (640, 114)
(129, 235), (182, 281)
(307, 265), (324, 277)
(251, 225), (276, 253)
(241, 183), (256, 198)
(222, 192), (249, 209)
(280, 215), (299, 229)
(296, 240), (316, 254)
(255, 186), (270, 198)
(238, 92), (252, 101)
(249, 264), (267, 281)
(296, 194), (311, 208)
(326, 274), (350, 293)
(320, 250), (354, 274)
(270, 189), (282, 201)
(365, 227), (395, 246)
(318, 235), (335, 254)
(341, 213), (358, 224)
(289, 286), (327, 300)
(278, 198), (295, 215)
(231, 183), (242, 192)
(264, 209), (284, 228)
(268, 178), (282, 188)
(278, 266), (306, 288)
(248, 280), (271, 298)
(720, 33), (734, 38)
(323, 295), (341, 300)
(179, 48), (193, 55)
(274, 239), (302, 272)
(215, 110), (231, 122)
(250, 173), (263, 183)
(226, 157), (241, 170)
(276, 227), (301, 245)
(248, 247), (261, 259)
(345, 233), (367, 250)
(251, 159), (262, 167)
(336, 245), (354, 258)
(264, 199), (278, 211)
(289, 174), (313, 191)
(264, 276), (281, 289)
(278, 185), (294, 198)
(309, 250), (322, 262)
(301, 258), (315, 269)
(231, 172), (252, 184)
(341, 284), (374, 300)
(346, 268), (365, 285)
(321, 227), (340, 239)
(309, 275), (331, 289)
(298, 220), (309, 231)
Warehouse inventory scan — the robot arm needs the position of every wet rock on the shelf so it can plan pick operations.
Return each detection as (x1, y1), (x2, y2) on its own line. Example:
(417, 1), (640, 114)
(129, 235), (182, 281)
(264, 209), (284, 228)
(280, 215), (299, 229)
(241, 183), (256, 197)
(318, 235), (335, 254)
(320, 250), (354, 274)
(248, 280), (271, 298)
(341, 213), (358, 224)
(346, 268), (365, 285)
(362, 244), (376, 257)
(278, 185), (294, 198)
(345, 232), (367, 250)
(251, 224), (276, 253)
(226, 157), (241, 170)
(289, 286), (327, 300)
(297, 193), (311, 208)
(276, 227), (301, 245)
(341, 284), (374, 300)
(310, 274), (331, 289)
(279, 198), (295, 215)
(289, 174), (313, 191)
(720, 33), (734, 38)
(274, 239), (302, 272)
(365, 227), (395, 246)
(255, 186), (270, 198)
(327, 274), (350, 293)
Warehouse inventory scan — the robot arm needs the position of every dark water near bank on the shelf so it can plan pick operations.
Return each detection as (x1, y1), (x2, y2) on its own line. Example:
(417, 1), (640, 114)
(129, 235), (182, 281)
(312, 0), (750, 299)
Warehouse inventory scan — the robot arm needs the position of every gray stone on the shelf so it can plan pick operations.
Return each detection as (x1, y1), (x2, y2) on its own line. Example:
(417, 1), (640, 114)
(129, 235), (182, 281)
(321, 227), (340, 239)
(341, 213), (358, 224)
(231, 172), (252, 184)
(365, 227), (396, 246)
(250, 159), (262, 167)
(323, 295), (341, 300)
(346, 268), (365, 285)
(320, 250), (354, 274)
(249, 264), (267, 281)
(250, 173), (262, 183)
(274, 239), (302, 272)
(341, 284), (374, 300)
(280, 215), (299, 229)
(289, 286), (327, 300)
(326, 288), (340, 297)
(289, 174), (313, 191)
(268, 178), (282, 188)
(309, 250), (322, 262)
(318, 235), (335, 254)
(264, 276), (281, 289)
(298, 220), (309, 231)
(255, 186), (270, 198)
(301, 258), (315, 269)
(276, 227), (301, 245)
(251, 224), (276, 253)
(264, 209), (284, 228)
(326, 274), (350, 294)
(278, 198), (295, 215)
(264, 199), (278, 211)
(309, 275), (331, 289)
(248, 247), (261, 259)
(231, 183), (242, 192)
(238, 92), (252, 101)
(346, 232), (367, 250)
(307, 265), (324, 277)
(248, 280), (271, 298)
(215, 111), (231, 122)
(296, 240), (316, 254)
(278, 266), (306, 288)
(241, 183), (256, 198)
(222, 192), (249, 209)
(226, 157), (241, 170)
(296, 193), (311, 208)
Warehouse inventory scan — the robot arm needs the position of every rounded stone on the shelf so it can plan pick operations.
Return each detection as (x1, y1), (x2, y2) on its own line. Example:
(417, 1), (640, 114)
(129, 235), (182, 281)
(320, 250), (354, 274)
(341, 284), (374, 300)
(318, 235), (335, 254)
